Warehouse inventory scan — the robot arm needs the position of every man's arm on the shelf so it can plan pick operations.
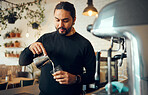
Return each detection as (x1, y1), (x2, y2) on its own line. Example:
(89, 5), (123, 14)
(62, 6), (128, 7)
(19, 47), (34, 66)
(19, 35), (47, 66)
(80, 41), (96, 84)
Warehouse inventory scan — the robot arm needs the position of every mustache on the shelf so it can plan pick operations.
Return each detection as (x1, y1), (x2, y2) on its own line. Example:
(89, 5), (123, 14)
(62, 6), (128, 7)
(57, 27), (67, 31)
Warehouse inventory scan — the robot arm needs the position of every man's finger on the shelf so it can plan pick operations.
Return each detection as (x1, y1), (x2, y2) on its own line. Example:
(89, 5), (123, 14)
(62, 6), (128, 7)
(53, 71), (64, 76)
(36, 44), (43, 53)
(56, 78), (66, 82)
(34, 46), (40, 54)
(56, 79), (68, 84)
(54, 75), (65, 79)
(31, 48), (36, 55)
(39, 43), (47, 56)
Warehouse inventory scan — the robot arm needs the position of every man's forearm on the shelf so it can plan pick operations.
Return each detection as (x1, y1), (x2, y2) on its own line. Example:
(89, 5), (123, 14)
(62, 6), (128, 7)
(19, 47), (34, 66)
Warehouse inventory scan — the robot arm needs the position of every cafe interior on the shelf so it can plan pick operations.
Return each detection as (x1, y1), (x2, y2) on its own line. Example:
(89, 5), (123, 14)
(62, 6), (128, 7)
(0, 0), (148, 95)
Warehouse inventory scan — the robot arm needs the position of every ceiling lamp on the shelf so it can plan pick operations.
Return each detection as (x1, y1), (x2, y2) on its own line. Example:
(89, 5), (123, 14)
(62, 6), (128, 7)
(83, 0), (98, 16)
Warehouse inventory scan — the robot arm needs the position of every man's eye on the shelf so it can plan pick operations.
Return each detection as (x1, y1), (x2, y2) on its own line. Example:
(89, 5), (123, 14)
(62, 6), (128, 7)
(63, 20), (69, 23)
(56, 19), (60, 22)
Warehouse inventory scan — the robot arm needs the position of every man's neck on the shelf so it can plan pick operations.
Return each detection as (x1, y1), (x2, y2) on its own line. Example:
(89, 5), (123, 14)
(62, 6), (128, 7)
(66, 27), (76, 36)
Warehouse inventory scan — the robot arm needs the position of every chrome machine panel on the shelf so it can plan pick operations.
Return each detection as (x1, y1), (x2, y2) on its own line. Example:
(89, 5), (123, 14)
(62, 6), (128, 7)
(91, 0), (148, 95)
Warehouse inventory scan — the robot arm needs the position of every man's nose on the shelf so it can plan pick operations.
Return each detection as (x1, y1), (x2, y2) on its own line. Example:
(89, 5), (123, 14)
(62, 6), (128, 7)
(59, 21), (64, 27)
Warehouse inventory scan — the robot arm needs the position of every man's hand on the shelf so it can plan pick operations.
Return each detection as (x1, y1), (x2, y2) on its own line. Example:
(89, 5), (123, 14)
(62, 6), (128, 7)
(29, 42), (47, 56)
(53, 71), (77, 85)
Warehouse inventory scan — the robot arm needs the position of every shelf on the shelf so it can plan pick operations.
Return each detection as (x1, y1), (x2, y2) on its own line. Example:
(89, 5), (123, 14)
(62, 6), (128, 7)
(5, 47), (22, 48)
(5, 53), (20, 58)
(5, 37), (21, 39)
(5, 56), (19, 58)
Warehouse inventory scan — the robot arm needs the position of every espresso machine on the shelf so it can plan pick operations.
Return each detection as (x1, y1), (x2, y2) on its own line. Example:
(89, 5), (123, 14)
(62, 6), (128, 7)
(90, 0), (148, 95)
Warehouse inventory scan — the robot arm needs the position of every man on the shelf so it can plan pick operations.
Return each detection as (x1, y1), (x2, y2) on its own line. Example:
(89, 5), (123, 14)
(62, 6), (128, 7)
(19, 1), (96, 95)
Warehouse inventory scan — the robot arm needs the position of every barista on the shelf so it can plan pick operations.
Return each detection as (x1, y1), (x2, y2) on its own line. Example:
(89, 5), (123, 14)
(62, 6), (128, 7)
(19, 1), (96, 95)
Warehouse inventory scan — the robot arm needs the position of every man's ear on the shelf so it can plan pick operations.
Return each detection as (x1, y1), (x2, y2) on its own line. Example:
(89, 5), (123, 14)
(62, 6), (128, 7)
(73, 17), (76, 25)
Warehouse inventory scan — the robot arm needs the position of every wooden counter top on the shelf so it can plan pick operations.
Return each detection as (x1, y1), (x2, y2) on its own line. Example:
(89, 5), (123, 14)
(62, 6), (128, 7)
(0, 84), (40, 95)
(1, 77), (33, 85)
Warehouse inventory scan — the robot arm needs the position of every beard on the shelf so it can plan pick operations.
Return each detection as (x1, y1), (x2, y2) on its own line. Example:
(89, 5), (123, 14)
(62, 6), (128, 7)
(56, 26), (73, 36)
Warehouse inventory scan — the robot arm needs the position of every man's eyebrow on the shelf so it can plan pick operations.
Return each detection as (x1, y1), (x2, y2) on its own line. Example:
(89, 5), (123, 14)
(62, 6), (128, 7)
(55, 17), (69, 20)
(55, 17), (59, 19)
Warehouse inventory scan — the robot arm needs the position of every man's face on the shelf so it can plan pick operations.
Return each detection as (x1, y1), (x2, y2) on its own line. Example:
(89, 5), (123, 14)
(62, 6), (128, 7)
(54, 9), (75, 36)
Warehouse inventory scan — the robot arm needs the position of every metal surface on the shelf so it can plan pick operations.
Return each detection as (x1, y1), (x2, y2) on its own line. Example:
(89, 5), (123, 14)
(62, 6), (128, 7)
(107, 48), (112, 94)
(91, 0), (148, 95)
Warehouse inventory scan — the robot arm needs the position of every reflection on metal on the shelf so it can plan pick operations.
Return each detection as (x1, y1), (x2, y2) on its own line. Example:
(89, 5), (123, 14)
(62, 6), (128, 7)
(107, 37), (113, 94)
(91, 0), (148, 95)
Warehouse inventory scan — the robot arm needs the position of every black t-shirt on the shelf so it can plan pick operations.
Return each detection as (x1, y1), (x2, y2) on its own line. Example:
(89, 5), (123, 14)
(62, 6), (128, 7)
(19, 31), (96, 95)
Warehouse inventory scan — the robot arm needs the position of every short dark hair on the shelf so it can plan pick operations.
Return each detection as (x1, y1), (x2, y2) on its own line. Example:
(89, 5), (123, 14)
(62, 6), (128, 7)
(54, 1), (76, 20)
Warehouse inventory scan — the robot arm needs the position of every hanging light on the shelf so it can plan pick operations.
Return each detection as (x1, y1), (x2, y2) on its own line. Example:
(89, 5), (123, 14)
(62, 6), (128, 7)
(83, 0), (98, 16)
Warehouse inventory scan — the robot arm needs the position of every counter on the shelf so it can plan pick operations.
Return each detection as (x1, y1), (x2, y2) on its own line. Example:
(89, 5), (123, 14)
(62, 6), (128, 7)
(0, 79), (128, 95)
(86, 79), (128, 95)
(0, 84), (39, 95)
